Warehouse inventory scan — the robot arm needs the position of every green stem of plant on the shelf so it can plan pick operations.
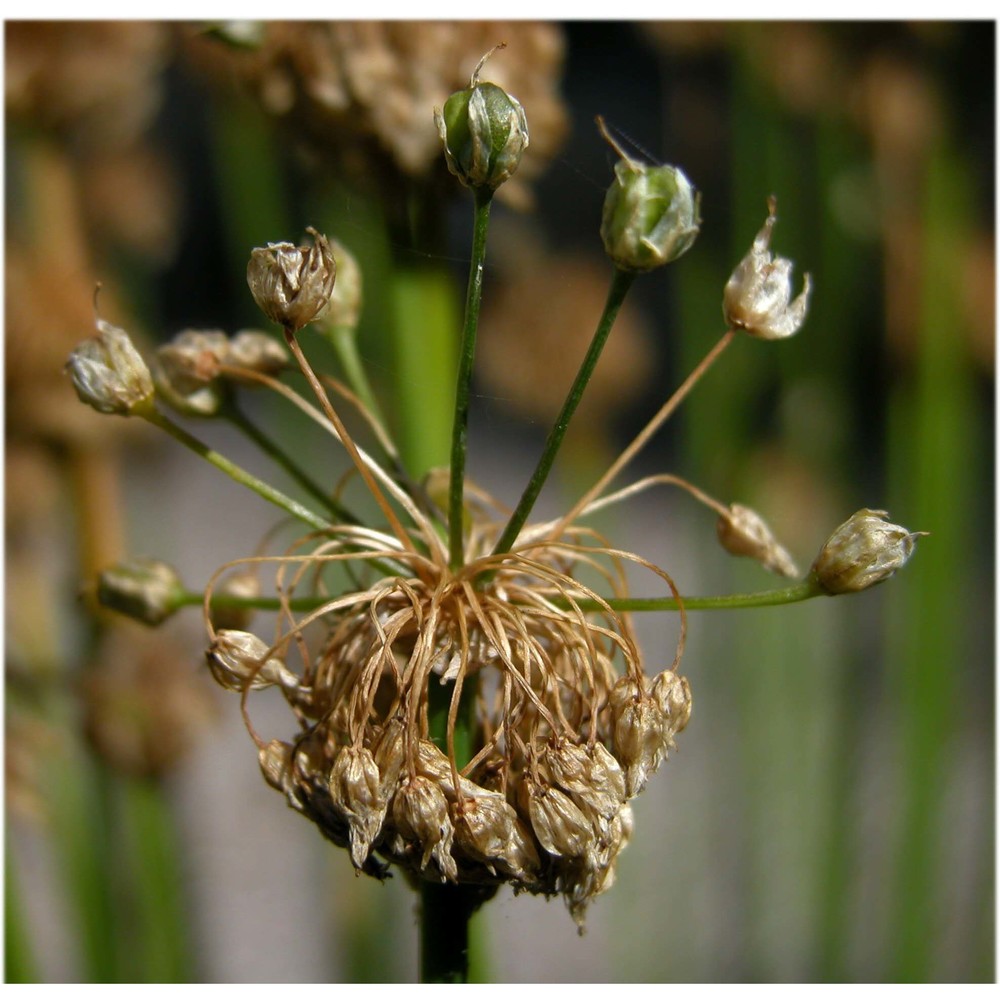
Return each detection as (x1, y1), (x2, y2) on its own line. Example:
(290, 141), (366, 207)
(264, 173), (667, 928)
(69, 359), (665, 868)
(492, 266), (637, 558)
(323, 323), (387, 430)
(142, 407), (332, 533)
(575, 577), (825, 612)
(448, 189), (493, 570)
(183, 578), (825, 618)
(222, 402), (356, 523)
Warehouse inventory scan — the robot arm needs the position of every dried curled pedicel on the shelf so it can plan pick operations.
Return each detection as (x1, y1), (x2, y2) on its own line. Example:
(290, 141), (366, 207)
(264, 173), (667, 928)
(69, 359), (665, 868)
(247, 227), (336, 332)
(723, 197), (811, 339)
(600, 150), (700, 272)
(717, 502), (800, 578)
(96, 557), (185, 626)
(66, 318), (155, 416)
(811, 509), (927, 594)
(435, 47), (529, 193)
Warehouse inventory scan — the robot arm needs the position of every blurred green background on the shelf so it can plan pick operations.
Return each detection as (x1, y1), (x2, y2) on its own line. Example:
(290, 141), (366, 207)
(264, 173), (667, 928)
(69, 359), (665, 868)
(5, 21), (994, 982)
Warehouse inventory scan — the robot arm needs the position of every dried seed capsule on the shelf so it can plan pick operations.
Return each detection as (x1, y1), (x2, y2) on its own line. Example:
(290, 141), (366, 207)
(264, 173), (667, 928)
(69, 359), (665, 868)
(258, 739), (294, 793)
(329, 746), (387, 869)
(206, 629), (293, 691)
(246, 228), (336, 332)
(651, 669), (693, 738)
(314, 239), (363, 332)
(523, 778), (594, 860)
(392, 776), (457, 881)
(209, 567), (261, 632)
(609, 675), (668, 798)
(452, 791), (516, 870)
(225, 330), (288, 378)
(435, 47), (529, 194)
(716, 502), (800, 578)
(541, 741), (626, 823)
(96, 557), (184, 626)
(723, 197), (811, 340)
(66, 319), (155, 416)
(811, 508), (926, 594)
(156, 330), (228, 394)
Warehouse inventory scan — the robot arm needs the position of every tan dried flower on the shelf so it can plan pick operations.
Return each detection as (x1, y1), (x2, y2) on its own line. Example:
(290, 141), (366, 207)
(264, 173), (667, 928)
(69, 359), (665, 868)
(723, 197), (811, 340)
(811, 508), (926, 594)
(247, 228), (336, 332)
(65, 318), (155, 416)
(716, 502), (800, 578)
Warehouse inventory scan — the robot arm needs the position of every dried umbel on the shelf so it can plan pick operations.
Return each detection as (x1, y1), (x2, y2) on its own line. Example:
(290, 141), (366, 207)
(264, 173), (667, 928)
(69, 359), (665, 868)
(203, 495), (691, 926)
(247, 228), (337, 332)
(723, 197), (811, 339)
(811, 509), (927, 594)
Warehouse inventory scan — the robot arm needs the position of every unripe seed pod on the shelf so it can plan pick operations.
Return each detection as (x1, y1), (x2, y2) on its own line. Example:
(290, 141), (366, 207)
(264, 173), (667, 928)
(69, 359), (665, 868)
(598, 119), (699, 273)
(435, 46), (529, 194)
(96, 557), (184, 626)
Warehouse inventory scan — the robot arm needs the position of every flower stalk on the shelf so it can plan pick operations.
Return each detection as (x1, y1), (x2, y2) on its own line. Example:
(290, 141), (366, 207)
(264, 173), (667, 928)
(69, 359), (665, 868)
(448, 188), (494, 568)
(492, 266), (637, 558)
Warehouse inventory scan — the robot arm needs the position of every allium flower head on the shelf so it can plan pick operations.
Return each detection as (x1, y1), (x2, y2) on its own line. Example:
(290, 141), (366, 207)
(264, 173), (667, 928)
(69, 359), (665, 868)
(723, 197), (812, 339)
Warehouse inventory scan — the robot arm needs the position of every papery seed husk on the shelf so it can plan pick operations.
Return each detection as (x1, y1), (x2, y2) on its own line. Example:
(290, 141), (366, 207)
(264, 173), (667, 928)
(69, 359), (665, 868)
(523, 779), (594, 860)
(651, 669), (692, 736)
(329, 746), (387, 869)
(258, 739), (293, 793)
(392, 776), (457, 881)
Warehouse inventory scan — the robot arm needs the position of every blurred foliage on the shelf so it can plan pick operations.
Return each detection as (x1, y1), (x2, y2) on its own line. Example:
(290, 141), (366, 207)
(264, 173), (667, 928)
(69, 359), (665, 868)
(5, 20), (993, 983)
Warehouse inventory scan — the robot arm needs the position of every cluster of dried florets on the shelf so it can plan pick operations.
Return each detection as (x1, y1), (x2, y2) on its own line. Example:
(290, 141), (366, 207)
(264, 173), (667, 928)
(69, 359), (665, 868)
(204, 512), (690, 926)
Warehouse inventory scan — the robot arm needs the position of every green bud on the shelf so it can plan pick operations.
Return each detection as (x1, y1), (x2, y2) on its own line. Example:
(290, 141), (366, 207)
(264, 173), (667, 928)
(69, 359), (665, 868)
(435, 46), (529, 194)
(598, 118), (699, 272)
(96, 557), (185, 626)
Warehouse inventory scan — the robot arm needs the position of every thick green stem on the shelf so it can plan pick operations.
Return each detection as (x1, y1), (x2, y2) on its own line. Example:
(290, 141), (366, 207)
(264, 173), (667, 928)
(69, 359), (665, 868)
(142, 408), (332, 533)
(449, 190), (494, 569)
(419, 678), (487, 983)
(492, 267), (637, 558)
(222, 402), (356, 523)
